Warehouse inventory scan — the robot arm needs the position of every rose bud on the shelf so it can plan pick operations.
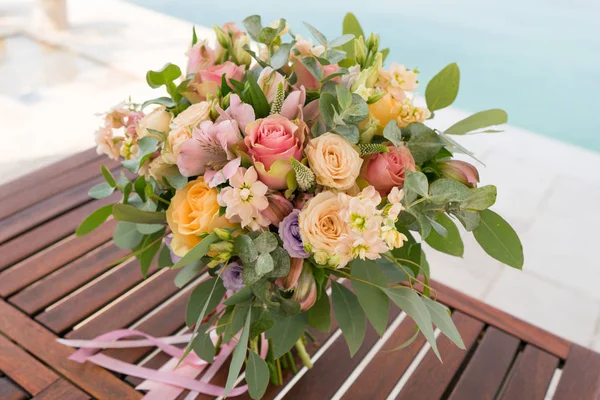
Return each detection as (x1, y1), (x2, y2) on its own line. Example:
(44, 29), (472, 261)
(277, 257), (304, 291)
(262, 192), (294, 227)
(437, 160), (479, 188)
(360, 145), (416, 195)
(292, 264), (317, 311)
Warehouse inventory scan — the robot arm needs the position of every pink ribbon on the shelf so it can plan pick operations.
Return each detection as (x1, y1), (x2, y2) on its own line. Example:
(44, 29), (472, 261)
(59, 329), (268, 399)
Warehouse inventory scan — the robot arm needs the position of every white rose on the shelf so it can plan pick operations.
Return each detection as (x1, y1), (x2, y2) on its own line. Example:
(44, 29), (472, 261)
(162, 126), (192, 164)
(170, 101), (211, 131)
(136, 107), (172, 139)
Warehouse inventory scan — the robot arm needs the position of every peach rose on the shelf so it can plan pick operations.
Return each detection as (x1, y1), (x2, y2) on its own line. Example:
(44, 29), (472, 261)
(361, 145), (416, 195)
(166, 177), (233, 257)
(170, 102), (211, 131)
(369, 93), (431, 130)
(244, 114), (306, 190)
(298, 191), (352, 268)
(305, 133), (362, 191)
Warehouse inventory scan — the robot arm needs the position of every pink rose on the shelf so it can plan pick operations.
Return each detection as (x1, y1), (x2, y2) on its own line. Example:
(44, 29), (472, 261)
(292, 60), (340, 90)
(198, 61), (245, 85)
(361, 145), (416, 195)
(186, 41), (215, 75)
(244, 114), (306, 189)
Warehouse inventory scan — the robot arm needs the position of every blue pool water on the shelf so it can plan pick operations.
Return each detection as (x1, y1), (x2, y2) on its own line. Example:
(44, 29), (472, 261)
(128, 0), (600, 151)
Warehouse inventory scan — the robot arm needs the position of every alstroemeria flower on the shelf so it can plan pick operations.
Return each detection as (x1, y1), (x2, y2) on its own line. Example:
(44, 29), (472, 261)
(280, 87), (306, 120)
(216, 94), (255, 134)
(176, 119), (242, 187)
(258, 67), (286, 103)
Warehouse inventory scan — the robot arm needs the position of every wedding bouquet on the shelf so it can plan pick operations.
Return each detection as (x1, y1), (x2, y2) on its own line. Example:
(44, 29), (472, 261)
(79, 13), (523, 398)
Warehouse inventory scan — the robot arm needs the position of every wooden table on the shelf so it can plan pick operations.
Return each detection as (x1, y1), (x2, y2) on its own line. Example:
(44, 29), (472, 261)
(1, 148), (599, 400)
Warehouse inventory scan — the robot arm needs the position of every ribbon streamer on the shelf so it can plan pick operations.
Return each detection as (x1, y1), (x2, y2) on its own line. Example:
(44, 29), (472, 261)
(59, 328), (268, 399)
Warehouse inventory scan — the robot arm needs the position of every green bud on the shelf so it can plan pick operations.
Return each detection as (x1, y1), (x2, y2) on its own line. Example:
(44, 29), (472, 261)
(214, 25), (230, 49)
(365, 53), (383, 87)
(210, 241), (234, 254)
(232, 35), (252, 67)
(367, 91), (385, 105)
(327, 255), (341, 268)
(354, 37), (367, 66)
(214, 227), (232, 241)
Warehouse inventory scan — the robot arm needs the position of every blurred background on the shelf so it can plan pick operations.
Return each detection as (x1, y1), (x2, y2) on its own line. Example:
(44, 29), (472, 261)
(1, 0), (599, 350)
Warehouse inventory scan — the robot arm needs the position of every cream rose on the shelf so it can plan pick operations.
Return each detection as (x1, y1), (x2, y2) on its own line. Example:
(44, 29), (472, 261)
(136, 107), (172, 139)
(170, 102), (211, 131)
(166, 177), (233, 257)
(305, 133), (363, 190)
(148, 156), (179, 186)
(298, 191), (352, 267)
(162, 126), (192, 165)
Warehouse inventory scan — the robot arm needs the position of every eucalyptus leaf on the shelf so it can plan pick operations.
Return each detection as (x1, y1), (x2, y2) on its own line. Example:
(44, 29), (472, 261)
(404, 170), (429, 198)
(301, 57), (323, 80)
(265, 247), (291, 278)
(473, 209), (524, 269)
(303, 21), (328, 46)
(192, 327), (215, 362)
(383, 120), (403, 147)
(328, 34), (355, 48)
(246, 351), (270, 400)
(101, 165), (116, 187)
(88, 182), (115, 199)
(172, 232), (219, 269)
(383, 287), (441, 360)
(185, 277), (226, 327)
(165, 172), (188, 189)
(235, 234), (259, 264)
(122, 137), (159, 173)
(429, 179), (471, 204)
(333, 124), (359, 143)
(224, 309), (251, 396)
(136, 223), (165, 235)
(113, 204), (166, 224)
(142, 96), (176, 109)
(76, 204), (113, 236)
(271, 42), (294, 70)
(425, 213), (464, 257)
(351, 259), (389, 336)
(146, 63), (182, 89)
(425, 62), (460, 112)
(421, 296), (465, 349)
(250, 306), (275, 338)
(461, 185), (497, 211)
(406, 123), (444, 164)
(174, 260), (205, 287)
(332, 281), (366, 356)
(254, 232), (278, 254)
(266, 313), (307, 358)
(445, 109), (508, 135)
(319, 92), (338, 129)
(113, 221), (143, 250)
(243, 15), (262, 41)
(223, 286), (254, 306)
(451, 210), (481, 231)
(255, 253), (274, 276)
(336, 84), (353, 109)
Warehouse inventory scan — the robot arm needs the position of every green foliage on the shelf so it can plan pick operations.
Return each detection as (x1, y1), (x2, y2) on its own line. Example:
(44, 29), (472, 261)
(174, 260), (205, 287)
(113, 221), (143, 249)
(357, 143), (389, 157)
(266, 313), (307, 358)
(304, 22), (328, 46)
(141, 97), (176, 110)
(461, 185), (497, 211)
(351, 259), (389, 336)
(254, 232), (278, 254)
(246, 351), (270, 399)
(383, 120), (403, 147)
(404, 170), (429, 199)
(165, 172), (188, 190)
(122, 137), (159, 173)
(242, 15), (262, 41)
(271, 43), (295, 70)
(100, 165), (116, 187)
(146, 63), (182, 89)
(342, 13), (364, 58)
(137, 230), (164, 277)
(88, 182), (115, 199)
(172, 232), (219, 269)
(308, 290), (331, 332)
(425, 62), (460, 112)
(76, 204), (113, 237)
(332, 281), (366, 356)
(265, 247), (291, 278)
(474, 210), (524, 269)
(429, 179), (471, 204)
(158, 244), (173, 269)
(451, 210), (481, 231)
(445, 109), (508, 135)
(301, 57), (323, 80)
(425, 213), (464, 257)
(421, 297), (465, 349)
(192, 325), (215, 362)
(246, 74), (270, 118)
(255, 253), (274, 276)
(405, 123), (444, 164)
(234, 234), (259, 264)
(113, 204), (166, 224)
(185, 277), (226, 327)
(225, 309), (251, 396)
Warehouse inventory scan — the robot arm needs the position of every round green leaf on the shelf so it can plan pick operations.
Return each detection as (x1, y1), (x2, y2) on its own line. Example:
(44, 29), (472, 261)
(253, 232), (278, 254)
(473, 209), (524, 269)
(425, 62), (460, 112)
(88, 182), (115, 199)
(113, 221), (143, 249)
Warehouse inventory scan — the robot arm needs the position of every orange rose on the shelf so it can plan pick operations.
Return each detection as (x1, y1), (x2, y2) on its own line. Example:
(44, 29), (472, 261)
(369, 93), (431, 130)
(166, 177), (233, 256)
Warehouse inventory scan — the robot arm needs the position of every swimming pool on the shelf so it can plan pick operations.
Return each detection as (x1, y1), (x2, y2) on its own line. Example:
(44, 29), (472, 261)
(127, 0), (600, 151)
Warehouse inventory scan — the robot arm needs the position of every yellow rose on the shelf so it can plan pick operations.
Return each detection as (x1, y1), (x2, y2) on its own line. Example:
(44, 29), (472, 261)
(298, 191), (352, 267)
(369, 93), (431, 130)
(136, 107), (172, 139)
(166, 177), (233, 257)
(305, 133), (362, 191)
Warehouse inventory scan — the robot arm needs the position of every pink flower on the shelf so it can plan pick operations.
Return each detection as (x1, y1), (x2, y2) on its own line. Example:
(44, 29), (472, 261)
(277, 257), (304, 291)
(244, 114), (306, 189)
(437, 160), (480, 188)
(186, 41), (215, 75)
(177, 120), (242, 186)
(217, 167), (270, 231)
(198, 61), (245, 85)
(280, 87), (306, 120)
(262, 192), (294, 227)
(292, 60), (340, 90)
(361, 145), (416, 195)
(216, 94), (255, 133)
(258, 67), (286, 103)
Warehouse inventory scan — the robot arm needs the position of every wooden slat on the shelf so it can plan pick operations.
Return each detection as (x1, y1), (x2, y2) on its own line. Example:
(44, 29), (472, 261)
(10, 242), (130, 314)
(0, 220), (116, 298)
(0, 195), (118, 272)
(430, 280), (571, 359)
(32, 379), (90, 400)
(66, 268), (180, 340)
(553, 344), (600, 399)
(36, 260), (158, 334)
(284, 305), (403, 400)
(499, 345), (558, 400)
(396, 311), (484, 399)
(0, 333), (59, 394)
(0, 299), (142, 399)
(0, 377), (29, 400)
(0, 155), (118, 220)
(448, 327), (520, 400)
(0, 148), (100, 200)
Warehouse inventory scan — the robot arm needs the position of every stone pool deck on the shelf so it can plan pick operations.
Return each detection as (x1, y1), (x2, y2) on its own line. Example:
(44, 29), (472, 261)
(2, 0), (600, 351)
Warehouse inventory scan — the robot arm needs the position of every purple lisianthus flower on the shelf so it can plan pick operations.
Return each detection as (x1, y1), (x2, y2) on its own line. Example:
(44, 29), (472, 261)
(279, 209), (309, 259)
(163, 235), (181, 264)
(222, 260), (244, 292)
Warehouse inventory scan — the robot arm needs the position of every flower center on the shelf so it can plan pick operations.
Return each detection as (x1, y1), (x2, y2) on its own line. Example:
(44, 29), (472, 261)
(350, 213), (367, 231)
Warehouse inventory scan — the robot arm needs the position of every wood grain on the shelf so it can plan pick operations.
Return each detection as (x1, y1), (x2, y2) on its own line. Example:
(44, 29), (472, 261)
(499, 344), (558, 400)
(553, 344), (600, 400)
(31, 379), (91, 400)
(0, 299), (141, 399)
(0, 377), (29, 400)
(0, 333), (58, 394)
(448, 327), (520, 400)
(396, 311), (484, 399)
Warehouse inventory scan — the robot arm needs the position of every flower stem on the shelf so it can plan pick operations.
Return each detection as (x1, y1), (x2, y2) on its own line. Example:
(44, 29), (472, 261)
(295, 338), (313, 369)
